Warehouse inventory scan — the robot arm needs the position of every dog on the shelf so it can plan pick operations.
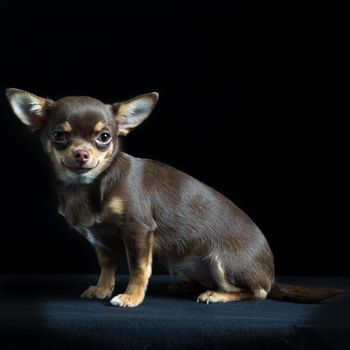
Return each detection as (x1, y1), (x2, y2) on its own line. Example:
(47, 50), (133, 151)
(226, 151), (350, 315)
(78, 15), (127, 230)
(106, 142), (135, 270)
(6, 88), (341, 307)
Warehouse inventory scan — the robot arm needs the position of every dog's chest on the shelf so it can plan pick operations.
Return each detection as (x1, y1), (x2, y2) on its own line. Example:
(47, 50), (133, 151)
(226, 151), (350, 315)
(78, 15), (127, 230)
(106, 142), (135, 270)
(58, 189), (124, 249)
(58, 189), (102, 227)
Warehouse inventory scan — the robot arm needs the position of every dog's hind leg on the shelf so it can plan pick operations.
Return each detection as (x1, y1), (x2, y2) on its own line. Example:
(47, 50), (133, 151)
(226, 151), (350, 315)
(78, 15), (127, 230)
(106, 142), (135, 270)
(197, 288), (267, 303)
(196, 255), (268, 303)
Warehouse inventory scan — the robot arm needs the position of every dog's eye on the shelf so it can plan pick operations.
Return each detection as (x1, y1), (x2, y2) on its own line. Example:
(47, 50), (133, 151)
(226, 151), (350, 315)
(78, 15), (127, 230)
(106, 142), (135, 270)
(52, 131), (69, 143)
(97, 132), (112, 144)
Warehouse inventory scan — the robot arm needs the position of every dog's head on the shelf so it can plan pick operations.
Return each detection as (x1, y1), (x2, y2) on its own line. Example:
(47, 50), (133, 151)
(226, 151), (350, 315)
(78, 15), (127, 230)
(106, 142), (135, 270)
(6, 89), (158, 184)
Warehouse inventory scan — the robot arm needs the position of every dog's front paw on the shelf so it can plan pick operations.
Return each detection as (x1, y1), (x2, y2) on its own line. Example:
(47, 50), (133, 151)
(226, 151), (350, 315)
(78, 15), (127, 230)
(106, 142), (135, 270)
(110, 293), (144, 307)
(81, 285), (113, 299)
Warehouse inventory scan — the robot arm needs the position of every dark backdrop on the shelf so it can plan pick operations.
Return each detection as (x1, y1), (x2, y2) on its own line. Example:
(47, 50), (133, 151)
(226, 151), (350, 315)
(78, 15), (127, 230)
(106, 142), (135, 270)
(0, 0), (347, 276)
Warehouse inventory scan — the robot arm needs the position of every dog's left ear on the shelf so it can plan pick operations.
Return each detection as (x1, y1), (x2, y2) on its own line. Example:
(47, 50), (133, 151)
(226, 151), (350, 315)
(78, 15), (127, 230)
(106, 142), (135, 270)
(112, 92), (159, 136)
(6, 88), (53, 132)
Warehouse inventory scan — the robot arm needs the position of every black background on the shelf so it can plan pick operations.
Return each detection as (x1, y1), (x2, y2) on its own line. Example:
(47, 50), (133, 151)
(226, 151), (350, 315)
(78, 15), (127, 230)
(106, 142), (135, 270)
(0, 1), (347, 276)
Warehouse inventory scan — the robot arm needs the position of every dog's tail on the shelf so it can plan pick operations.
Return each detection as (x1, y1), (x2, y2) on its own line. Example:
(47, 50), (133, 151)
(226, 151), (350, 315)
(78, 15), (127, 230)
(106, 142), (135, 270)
(268, 283), (342, 303)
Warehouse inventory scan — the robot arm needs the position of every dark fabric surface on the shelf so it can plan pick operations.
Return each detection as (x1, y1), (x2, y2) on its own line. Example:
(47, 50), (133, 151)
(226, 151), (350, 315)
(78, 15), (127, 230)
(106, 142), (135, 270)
(0, 275), (349, 350)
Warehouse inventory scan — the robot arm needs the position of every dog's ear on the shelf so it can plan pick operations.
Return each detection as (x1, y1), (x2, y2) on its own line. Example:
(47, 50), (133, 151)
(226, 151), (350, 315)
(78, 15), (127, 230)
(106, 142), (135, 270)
(112, 92), (159, 136)
(6, 88), (53, 132)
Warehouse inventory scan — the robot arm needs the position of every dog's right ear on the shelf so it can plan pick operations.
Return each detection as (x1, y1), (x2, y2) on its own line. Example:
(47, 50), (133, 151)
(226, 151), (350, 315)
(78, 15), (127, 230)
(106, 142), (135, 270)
(6, 88), (53, 132)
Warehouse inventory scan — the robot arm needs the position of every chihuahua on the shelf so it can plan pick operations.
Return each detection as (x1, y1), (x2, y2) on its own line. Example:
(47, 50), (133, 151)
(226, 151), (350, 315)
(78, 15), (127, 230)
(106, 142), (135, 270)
(6, 88), (340, 307)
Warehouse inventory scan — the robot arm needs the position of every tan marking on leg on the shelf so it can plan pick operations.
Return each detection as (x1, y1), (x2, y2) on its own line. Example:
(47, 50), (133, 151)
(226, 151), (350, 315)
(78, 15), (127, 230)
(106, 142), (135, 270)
(124, 233), (153, 296)
(106, 197), (124, 215)
(94, 121), (105, 133)
(211, 257), (241, 293)
(197, 288), (268, 304)
(81, 247), (117, 299)
(110, 233), (153, 307)
(63, 121), (72, 132)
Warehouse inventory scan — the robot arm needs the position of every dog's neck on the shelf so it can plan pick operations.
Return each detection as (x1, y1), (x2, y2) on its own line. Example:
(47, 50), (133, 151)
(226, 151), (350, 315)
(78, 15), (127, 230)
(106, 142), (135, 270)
(54, 152), (130, 227)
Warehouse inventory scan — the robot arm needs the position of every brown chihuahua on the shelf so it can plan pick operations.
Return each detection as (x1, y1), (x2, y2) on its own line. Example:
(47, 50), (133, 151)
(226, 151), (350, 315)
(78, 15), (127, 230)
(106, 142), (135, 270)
(6, 88), (340, 307)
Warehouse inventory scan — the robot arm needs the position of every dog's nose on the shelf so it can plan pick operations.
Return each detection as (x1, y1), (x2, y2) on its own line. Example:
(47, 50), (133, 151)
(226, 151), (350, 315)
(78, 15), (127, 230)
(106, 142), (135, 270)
(73, 150), (90, 164)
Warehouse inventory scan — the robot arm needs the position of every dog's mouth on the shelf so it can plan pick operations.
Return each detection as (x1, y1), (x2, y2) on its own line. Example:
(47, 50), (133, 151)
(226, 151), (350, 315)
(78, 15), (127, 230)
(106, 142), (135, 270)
(61, 160), (99, 174)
